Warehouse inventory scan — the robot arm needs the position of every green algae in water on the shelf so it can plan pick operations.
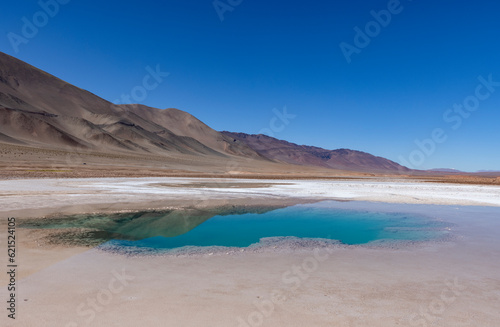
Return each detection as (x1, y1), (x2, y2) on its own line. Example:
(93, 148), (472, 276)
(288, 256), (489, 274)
(21, 202), (451, 250)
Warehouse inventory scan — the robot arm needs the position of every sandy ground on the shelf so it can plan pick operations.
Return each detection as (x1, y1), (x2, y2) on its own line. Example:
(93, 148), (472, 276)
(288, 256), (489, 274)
(0, 178), (499, 326)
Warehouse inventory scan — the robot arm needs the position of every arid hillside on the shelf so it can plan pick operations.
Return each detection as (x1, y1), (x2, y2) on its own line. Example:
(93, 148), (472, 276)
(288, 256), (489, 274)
(0, 51), (444, 179)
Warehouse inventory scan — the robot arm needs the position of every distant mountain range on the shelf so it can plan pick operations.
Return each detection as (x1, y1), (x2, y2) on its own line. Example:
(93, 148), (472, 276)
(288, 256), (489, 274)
(222, 132), (409, 173)
(427, 168), (500, 174)
(427, 168), (464, 173)
(0, 51), (410, 174)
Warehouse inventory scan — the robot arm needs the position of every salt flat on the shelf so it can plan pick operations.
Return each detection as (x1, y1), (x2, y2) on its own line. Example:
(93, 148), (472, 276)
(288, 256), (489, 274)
(1, 178), (499, 327)
(0, 178), (499, 217)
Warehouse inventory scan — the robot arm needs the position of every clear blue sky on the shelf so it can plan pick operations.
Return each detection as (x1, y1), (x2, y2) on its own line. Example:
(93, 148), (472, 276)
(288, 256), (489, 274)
(1, 0), (500, 171)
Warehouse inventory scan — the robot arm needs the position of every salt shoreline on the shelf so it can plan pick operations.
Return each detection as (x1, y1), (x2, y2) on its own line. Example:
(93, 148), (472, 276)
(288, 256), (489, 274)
(97, 233), (457, 258)
(1, 177), (500, 220)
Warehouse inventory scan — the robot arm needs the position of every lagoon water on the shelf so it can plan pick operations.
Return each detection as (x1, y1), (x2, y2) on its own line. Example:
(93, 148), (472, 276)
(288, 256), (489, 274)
(23, 201), (451, 250)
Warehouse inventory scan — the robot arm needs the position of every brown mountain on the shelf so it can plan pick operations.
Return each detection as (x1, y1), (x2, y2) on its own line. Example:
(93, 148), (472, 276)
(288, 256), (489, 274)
(0, 51), (410, 175)
(0, 52), (260, 159)
(221, 132), (409, 173)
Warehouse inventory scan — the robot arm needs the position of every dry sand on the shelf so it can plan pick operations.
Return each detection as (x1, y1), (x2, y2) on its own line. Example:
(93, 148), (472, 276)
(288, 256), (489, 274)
(0, 178), (499, 327)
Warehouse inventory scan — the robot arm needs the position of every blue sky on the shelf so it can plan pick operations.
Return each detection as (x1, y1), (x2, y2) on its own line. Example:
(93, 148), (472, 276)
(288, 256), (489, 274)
(1, 0), (500, 171)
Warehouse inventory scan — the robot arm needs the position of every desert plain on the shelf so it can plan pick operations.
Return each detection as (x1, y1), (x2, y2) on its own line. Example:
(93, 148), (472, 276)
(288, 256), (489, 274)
(0, 176), (499, 327)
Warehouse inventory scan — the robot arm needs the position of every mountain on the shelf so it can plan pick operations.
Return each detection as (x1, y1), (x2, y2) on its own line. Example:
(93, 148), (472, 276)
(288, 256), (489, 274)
(221, 132), (409, 173)
(427, 168), (464, 173)
(0, 51), (410, 175)
(0, 52), (260, 159)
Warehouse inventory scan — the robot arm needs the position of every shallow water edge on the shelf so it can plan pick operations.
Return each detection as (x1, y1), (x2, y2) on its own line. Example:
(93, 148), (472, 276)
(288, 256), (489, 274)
(18, 200), (459, 255)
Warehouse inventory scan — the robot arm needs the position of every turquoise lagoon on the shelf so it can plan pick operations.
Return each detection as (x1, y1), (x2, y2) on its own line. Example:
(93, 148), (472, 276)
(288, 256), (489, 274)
(21, 201), (452, 251)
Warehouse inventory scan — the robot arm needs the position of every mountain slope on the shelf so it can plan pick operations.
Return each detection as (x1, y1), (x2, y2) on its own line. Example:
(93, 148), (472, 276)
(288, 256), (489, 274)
(123, 104), (264, 158)
(0, 51), (410, 174)
(0, 52), (260, 158)
(222, 132), (409, 173)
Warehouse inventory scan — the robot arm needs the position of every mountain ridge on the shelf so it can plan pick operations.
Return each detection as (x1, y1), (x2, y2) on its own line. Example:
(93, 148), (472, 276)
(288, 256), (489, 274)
(221, 132), (409, 173)
(0, 51), (410, 174)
